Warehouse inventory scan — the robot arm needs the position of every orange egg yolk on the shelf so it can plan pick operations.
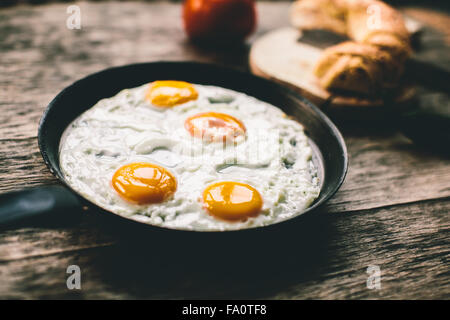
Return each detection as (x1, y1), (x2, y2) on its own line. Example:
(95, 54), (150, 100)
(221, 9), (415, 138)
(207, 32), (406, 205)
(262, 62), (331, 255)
(184, 112), (246, 142)
(203, 181), (263, 221)
(145, 80), (198, 107)
(112, 162), (177, 204)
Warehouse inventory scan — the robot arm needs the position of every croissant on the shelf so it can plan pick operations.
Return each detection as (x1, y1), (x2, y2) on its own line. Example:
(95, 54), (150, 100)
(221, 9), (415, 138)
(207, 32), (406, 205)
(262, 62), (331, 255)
(290, 0), (411, 96)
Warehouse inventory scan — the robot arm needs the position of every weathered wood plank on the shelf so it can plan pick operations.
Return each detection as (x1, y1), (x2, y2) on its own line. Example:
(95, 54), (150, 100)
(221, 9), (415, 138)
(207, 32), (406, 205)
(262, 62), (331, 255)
(325, 131), (450, 213)
(0, 198), (447, 299)
(0, 220), (114, 263)
(0, 137), (58, 193)
(273, 198), (450, 300)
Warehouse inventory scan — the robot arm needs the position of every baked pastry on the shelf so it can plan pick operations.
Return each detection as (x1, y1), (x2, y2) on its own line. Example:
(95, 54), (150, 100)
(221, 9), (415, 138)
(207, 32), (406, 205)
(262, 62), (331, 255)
(290, 0), (411, 95)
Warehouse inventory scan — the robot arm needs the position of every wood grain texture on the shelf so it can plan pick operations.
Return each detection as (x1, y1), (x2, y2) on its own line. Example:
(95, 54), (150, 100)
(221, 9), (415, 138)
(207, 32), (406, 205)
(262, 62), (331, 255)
(0, 198), (448, 299)
(0, 1), (449, 299)
(249, 28), (417, 109)
(273, 198), (450, 300)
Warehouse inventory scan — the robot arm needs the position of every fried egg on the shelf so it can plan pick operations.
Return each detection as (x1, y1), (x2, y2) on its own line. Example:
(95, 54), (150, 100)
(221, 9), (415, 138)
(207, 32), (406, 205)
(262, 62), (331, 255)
(59, 80), (320, 231)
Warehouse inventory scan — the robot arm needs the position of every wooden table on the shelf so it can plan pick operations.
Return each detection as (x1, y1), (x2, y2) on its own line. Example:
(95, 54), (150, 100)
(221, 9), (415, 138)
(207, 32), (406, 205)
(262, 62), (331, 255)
(0, 1), (449, 299)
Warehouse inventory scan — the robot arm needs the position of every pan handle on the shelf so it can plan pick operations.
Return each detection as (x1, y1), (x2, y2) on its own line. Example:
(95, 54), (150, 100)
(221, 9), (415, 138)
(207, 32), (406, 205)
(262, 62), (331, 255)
(0, 185), (82, 229)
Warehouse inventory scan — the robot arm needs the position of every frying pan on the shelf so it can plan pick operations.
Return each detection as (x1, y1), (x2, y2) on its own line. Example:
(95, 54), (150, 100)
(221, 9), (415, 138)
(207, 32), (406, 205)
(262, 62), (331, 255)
(0, 62), (347, 239)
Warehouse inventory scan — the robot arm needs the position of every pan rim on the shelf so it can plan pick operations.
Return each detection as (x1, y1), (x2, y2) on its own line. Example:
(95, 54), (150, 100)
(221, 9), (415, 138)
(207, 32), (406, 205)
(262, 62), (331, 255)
(38, 61), (348, 234)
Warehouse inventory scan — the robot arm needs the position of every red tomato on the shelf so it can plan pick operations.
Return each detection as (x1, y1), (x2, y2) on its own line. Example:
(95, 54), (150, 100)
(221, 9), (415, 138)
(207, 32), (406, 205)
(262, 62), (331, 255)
(183, 0), (257, 41)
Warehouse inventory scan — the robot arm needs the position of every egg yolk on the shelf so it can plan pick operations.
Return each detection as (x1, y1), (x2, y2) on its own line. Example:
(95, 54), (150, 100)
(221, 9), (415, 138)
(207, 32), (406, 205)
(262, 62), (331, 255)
(112, 162), (177, 204)
(203, 181), (263, 221)
(145, 80), (198, 107)
(184, 112), (246, 142)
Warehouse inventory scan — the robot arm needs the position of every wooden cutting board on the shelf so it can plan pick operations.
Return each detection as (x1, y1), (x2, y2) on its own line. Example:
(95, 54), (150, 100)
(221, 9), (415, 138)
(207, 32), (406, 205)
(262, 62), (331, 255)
(249, 27), (418, 115)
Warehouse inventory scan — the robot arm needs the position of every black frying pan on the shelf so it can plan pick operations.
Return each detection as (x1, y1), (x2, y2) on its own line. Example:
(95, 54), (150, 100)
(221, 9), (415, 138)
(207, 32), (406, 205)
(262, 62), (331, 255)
(0, 62), (347, 239)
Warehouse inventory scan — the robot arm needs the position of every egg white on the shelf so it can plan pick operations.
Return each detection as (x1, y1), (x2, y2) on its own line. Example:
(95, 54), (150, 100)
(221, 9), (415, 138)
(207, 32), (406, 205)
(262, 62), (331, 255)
(59, 83), (320, 231)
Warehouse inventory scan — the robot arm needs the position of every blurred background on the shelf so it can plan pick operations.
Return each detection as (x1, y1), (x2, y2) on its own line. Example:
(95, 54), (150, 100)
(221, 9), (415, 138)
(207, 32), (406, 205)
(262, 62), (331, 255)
(1, 0), (450, 8)
(2, 0), (450, 12)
